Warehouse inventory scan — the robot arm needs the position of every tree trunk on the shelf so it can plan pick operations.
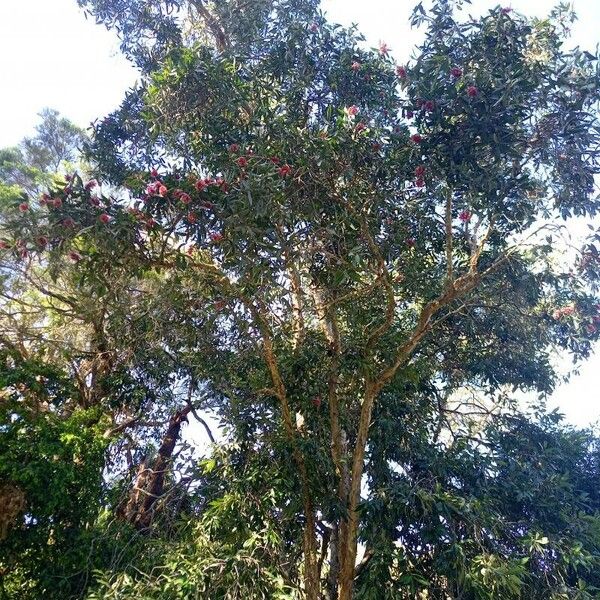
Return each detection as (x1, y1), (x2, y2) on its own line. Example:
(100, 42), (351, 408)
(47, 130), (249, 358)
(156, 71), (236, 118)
(118, 405), (191, 529)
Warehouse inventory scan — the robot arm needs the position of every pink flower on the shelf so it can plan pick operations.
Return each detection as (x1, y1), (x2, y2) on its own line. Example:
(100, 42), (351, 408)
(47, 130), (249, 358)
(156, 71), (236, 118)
(63, 217), (76, 228)
(459, 210), (472, 222)
(346, 105), (359, 117)
(396, 65), (407, 78)
(278, 164), (292, 177)
(310, 22), (319, 33)
(40, 194), (50, 205)
(228, 143), (239, 153)
(236, 156), (248, 168)
(562, 305), (575, 316)
(90, 197), (101, 207)
(379, 42), (389, 56)
(467, 86), (478, 98)
(85, 179), (98, 190)
(209, 232), (224, 243)
(410, 134), (422, 143)
(195, 180), (207, 192)
(424, 100), (435, 112)
(0, 240), (10, 249)
(158, 184), (168, 197)
(69, 251), (82, 262)
(186, 212), (197, 224)
(415, 178), (425, 188)
(451, 67), (463, 78)
(19, 202), (29, 212)
(150, 168), (159, 178)
(180, 192), (191, 205)
(351, 61), (361, 71)
(99, 213), (111, 224)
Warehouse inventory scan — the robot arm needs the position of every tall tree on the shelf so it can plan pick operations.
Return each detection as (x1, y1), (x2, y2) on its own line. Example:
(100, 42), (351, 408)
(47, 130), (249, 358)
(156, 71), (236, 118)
(2, 1), (600, 598)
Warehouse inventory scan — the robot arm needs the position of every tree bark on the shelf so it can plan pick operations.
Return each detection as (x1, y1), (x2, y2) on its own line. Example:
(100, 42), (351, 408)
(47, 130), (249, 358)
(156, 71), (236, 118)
(118, 405), (191, 529)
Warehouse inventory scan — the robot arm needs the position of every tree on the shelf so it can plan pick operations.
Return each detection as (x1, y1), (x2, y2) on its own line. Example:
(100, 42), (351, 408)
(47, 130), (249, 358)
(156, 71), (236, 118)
(2, 1), (600, 598)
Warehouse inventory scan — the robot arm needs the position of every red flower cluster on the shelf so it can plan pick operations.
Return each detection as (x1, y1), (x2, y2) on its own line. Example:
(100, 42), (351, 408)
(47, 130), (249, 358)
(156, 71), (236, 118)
(459, 210), (472, 223)
(467, 86), (478, 98)
(396, 65), (407, 78)
(278, 164), (292, 177)
(552, 305), (575, 320)
(411, 134), (422, 143)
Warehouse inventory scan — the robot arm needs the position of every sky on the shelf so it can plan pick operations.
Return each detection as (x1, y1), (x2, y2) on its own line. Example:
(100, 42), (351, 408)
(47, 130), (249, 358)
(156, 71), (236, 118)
(0, 0), (599, 429)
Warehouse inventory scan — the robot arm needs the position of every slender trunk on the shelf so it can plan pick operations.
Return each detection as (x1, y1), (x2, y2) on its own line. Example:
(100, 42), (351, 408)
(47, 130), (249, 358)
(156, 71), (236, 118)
(337, 385), (377, 600)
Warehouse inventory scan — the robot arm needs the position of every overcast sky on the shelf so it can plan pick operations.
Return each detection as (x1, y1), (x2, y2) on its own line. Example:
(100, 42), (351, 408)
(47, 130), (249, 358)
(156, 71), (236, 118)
(1, 0), (598, 428)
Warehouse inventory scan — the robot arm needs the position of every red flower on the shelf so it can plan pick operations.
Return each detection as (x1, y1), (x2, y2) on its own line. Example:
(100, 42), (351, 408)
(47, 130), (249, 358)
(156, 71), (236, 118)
(278, 164), (292, 177)
(0, 240), (10, 249)
(411, 134), (422, 143)
(186, 212), (197, 224)
(424, 100), (435, 112)
(406, 110), (414, 119)
(379, 41), (389, 56)
(396, 65), (407, 78)
(145, 218), (157, 229)
(210, 232), (224, 243)
(158, 184), (168, 197)
(19, 202), (29, 212)
(346, 105), (359, 117)
(450, 67), (463, 78)
(63, 217), (75, 228)
(37, 236), (48, 247)
(228, 143), (240, 153)
(351, 61), (361, 71)
(459, 210), (472, 222)
(69, 251), (82, 262)
(90, 197), (101, 207)
(415, 178), (425, 188)
(236, 156), (248, 168)
(467, 86), (478, 97)
(355, 122), (366, 133)
(85, 179), (98, 190)
(195, 179), (207, 192)
(312, 396), (322, 408)
(150, 168), (159, 178)
(180, 192), (192, 205)
(99, 213), (111, 224)
(201, 201), (215, 210)
(270, 156), (281, 164)
(415, 165), (425, 177)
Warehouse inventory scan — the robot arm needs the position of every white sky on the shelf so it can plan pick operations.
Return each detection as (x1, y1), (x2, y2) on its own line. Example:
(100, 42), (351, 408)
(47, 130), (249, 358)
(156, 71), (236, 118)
(0, 0), (598, 429)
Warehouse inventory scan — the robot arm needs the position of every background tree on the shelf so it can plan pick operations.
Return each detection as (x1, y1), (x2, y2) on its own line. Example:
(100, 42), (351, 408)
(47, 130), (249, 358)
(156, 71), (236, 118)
(2, 1), (600, 599)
